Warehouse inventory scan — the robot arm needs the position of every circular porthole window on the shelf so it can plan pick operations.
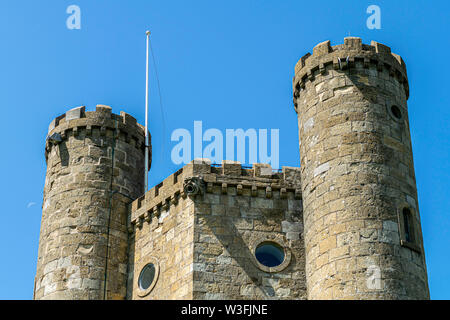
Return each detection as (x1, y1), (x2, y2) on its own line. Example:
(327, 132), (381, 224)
(387, 104), (404, 122)
(255, 242), (285, 268)
(391, 105), (402, 120)
(138, 263), (156, 291)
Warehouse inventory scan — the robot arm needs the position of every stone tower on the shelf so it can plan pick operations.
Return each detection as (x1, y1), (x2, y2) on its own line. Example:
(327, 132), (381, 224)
(293, 37), (429, 299)
(34, 105), (150, 300)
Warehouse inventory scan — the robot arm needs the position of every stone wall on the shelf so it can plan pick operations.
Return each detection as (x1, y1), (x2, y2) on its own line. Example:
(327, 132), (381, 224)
(34, 105), (148, 300)
(130, 160), (306, 300)
(293, 37), (429, 299)
(129, 176), (195, 299)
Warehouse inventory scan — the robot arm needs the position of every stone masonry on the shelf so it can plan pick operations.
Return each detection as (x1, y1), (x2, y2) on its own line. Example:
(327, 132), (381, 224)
(35, 37), (430, 300)
(130, 159), (305, 299)
(293, 37), (429, 299)
(34, 105), (150, 300)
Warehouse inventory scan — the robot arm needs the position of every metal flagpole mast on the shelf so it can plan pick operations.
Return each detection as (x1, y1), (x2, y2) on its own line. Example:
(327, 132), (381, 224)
(144, 30), (151, 193)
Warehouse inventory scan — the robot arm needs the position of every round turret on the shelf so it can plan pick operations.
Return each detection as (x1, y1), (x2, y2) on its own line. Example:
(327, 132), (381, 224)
(293, 37), (429, 299)
(34, 105), (150, 300)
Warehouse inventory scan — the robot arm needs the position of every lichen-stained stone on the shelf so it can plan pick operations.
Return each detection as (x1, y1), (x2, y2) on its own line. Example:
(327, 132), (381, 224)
(293, 38), (429, 300)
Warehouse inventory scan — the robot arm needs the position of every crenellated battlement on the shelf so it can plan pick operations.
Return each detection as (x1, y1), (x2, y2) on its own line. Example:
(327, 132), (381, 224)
(44, 105), (150, 164)
(130, 159), (302, 229)
(293, 37), (409, 100)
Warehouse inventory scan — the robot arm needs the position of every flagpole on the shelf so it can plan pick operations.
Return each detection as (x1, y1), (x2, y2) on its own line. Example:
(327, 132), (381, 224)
(144, 30), (151, 193)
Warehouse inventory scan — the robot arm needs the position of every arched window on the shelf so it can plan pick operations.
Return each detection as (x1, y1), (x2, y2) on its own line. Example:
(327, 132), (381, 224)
(398, 206), (421, 253)
(403, 208), (416, 244)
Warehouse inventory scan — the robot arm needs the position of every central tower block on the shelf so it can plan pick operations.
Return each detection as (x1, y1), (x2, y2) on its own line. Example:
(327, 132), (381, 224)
(34, 105), (150, 300)
(293, 38), (429, 299)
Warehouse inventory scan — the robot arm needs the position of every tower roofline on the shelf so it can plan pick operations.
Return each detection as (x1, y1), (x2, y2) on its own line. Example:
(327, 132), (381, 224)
(293, 37), (409, 100)
(45, 104), (151, 168)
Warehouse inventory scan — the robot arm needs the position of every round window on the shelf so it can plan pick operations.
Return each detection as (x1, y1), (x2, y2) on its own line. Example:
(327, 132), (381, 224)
(138, 263), (156, 291)
(390, 105), (402, 120)
(255, 242), (285, 268)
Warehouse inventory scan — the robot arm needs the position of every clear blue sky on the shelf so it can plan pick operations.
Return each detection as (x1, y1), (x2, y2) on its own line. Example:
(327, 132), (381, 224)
(0, 0), (448, 300)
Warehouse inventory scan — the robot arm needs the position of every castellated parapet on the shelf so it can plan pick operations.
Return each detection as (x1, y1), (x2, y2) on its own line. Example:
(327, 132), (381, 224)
(293, 37), (429, 299)
(34, 105), (150, 300)
(128, 159), (306, 299)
